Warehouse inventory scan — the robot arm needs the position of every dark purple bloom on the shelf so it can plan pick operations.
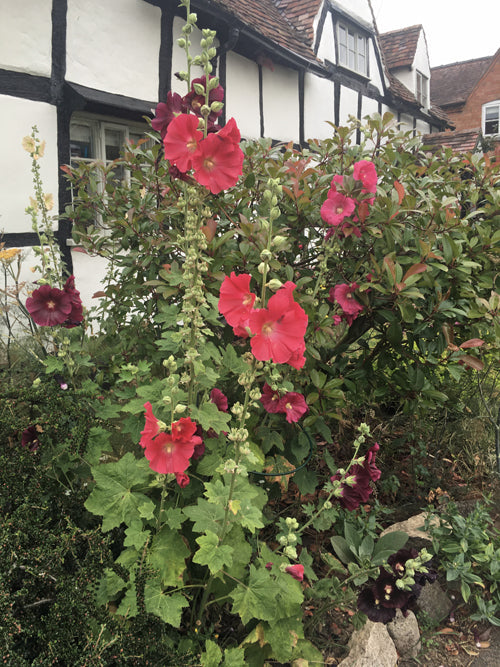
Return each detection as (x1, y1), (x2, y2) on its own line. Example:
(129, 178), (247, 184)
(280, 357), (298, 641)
(21, 426), (40, 451)
(358, 569), (412, 623)
(331, 443), (381, 510)
(62, 275), (83, 328)
(210, 388), (228, 412)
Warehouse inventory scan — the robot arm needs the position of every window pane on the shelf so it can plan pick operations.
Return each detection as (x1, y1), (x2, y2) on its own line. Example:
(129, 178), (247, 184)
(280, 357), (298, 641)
(104, 129), (125, 161)
(70, 123), (93, 160)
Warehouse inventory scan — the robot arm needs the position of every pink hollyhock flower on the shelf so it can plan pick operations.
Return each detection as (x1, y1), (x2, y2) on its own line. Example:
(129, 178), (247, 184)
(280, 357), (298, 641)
(26, 284), (72, 326)
(210, 388), (228, 412)
(353, 160), (377, 195)
(62, 274), (83, 328)
(329, 283), (364, 319)
(249, 282), (308, 367)
(279, 392), (308, 423)
(143, 416), (202, 474)
(332, 314), (343, 326)
(175, 472), (190, 488)
(163, 113), (203, 172)
(321, 191), (356, 226)
(152, 92), (187, 138)
(260, 383), (282, 414)
(140, 402), (160, 448)
(192, 119), (244, 194)
(218, 272), (256, 332)
(285, 564), (304, 581)
(287, 340), (306, 370)
(171, 416), (200, 442)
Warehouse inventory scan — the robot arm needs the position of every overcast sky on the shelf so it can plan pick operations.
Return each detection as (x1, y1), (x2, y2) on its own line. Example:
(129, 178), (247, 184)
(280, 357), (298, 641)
(370, 0), (499, 67)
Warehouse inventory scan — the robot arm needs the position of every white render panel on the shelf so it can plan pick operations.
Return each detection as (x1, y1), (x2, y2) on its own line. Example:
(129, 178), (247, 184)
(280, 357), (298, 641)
(361, 96), (379, 119)
(66, 0), (161, 101)
(262, 65), (299, 142)
(316, 11), (334, 63)
(0, 0), (52, 77)
(334, 0), (372, 23)
(71, 248), (108, 313)
(0, 96), (58, 234)
(339, 85), (358, 126)
(225, 53), (260, 140)
(304, 73), (335, 141)
(415, 118), (430, 135)
(399, 113), (414, 133)
(171, 17), (206, 97)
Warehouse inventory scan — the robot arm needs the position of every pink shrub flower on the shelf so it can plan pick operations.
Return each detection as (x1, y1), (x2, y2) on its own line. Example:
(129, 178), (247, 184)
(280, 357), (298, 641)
(321, 191), (356, 226)
(285, 564), (304, 581)
(353, 160), (377, 194)
(329, 283), (364, 322)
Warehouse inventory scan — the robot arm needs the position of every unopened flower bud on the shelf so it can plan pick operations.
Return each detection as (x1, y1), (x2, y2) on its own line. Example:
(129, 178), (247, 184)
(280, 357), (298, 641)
(267, 278), (283, 291)
(260, 249), (272, 262)
(174, 404), (187, 414)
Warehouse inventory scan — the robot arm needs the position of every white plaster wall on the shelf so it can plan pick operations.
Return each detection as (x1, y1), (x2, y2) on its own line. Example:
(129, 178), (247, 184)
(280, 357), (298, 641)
(316, 12), (334, 63)
(415, 118), (431, 135)
(304, 73), (335, 141)
(413, 33), (430, 79)
(0, 0), (52, 77)
(0, 96), (58, 235)
(225, 52), (260, 140)
(368, 39), (386, 92)
(71, 248), (108, 313)
(171, 17), (206, 97)
(399, 113), (414, 133)
(361, 96), (379, 119)
(334, 0), (372, 24)
(66, 0), (161, 102)
(339, 86), (359, 126)
(262, 65), (299, 142)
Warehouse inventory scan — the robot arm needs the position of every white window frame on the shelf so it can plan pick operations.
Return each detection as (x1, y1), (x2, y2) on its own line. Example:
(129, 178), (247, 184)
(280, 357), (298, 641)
(69, 114), (150, 230)
(482, 101), (500, 137)
(416, 70), (428, 108)
(337, 21), (368, 77)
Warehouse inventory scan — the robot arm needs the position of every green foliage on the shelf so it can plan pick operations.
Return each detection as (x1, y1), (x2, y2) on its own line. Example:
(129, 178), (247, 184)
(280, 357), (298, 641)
(426, 499), (500, 624)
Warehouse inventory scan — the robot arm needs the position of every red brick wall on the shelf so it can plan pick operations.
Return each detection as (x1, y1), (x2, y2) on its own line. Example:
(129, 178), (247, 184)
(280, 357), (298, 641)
(453, 53), (500, 131)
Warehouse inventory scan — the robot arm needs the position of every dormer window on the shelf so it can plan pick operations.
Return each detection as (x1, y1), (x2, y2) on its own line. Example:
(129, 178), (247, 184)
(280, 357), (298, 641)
(483, 101), (500, 136)
(416, 71), (428, 108)
(337, 22), (368, 76)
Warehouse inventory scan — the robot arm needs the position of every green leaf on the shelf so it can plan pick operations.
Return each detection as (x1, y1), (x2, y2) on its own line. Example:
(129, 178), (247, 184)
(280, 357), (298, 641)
(344, 522), (362, 552)
(330, 536), (354, 565)
(359, 535), (375, 559)
(222, 646), (246, 667)
(84, 453), (156, 531)
(96, 568), (126, 606)
(293, 467), (317, 495)
(262, 616), (304, 662)
(116, 579), (138, 618)
(201, 640), (222, 667)
(230, 565), (280, 624)
(194, 531), (234, 574)
(373, 531), (409, 558)
(190, 402), (231, 434)
(143, 581), (189, 627)
(148, 525), (190, 586)
(123, 519), (150, 550)
(183, 498), (226, 536)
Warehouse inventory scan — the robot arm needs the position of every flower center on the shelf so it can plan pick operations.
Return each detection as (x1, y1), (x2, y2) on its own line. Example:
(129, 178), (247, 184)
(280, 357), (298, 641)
(242, 294), (253, 306)
(46, 300), (56, 310)
(336, 206), (344, 214)
(187, 138), (198, 153)
(203, 157), (215, 172)
(285, 402), (292, 410)
(261, 321), (274, 336)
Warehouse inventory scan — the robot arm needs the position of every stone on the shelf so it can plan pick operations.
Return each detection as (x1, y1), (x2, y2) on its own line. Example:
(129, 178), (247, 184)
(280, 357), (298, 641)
(387, 609), (421, 659)
(338, 619), (397, 667)
(380, 512), (439, 551)
(416, 580), (453, 624)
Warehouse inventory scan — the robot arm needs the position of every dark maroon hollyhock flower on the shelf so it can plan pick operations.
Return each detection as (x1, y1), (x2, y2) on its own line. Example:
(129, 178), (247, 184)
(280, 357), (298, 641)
(331, 443), (381, 511)
(358, 569), (412, 623)
(357, 587), (396, 624)
(210, 388), (228, 412)
(62, 275), (83, 328)
(152, 92), (187, 138)
(185, 75), (224, 130)
(192, 424), (205, 461)
(260, 383), (282, 414)
(373, 569), (413, 609)
(388, 547), (419, 578)
(26, 284), (72, 326)
(21, 426), (40, 451)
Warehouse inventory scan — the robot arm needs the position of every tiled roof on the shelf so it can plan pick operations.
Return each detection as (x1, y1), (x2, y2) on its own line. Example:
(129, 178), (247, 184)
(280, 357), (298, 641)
(198, 0), (321, 63)
(422, 128), (481, 153)
(430, 56), (493, 108)
(379, 25), (422, 70)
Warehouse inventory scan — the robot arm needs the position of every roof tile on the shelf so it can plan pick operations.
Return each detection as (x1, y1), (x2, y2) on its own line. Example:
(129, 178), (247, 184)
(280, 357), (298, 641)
(430, 56), (493, 108)
(422, 128), (481, 152)
(379, 25), (422, 70)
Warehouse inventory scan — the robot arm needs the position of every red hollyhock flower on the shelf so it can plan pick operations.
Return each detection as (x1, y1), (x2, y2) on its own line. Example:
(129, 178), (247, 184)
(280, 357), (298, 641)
(171, 416), (200, 442)
(329, 283), (364, 319)
(26, 284), (72, 326)
(287, 340), (306, 370)
(210, 388), (228, 412)
(143, 416), (202, 474)
(249, 282), (308, 367)
(62, 274), (83, 328)
(321, 191), (356, 226)
(192, 119), (244, 194)
(163, 113), (203, 172)
(140, 402), (159, 448)
(285, 564), (304, 581)
(353, 160), (377, 195)
(152, 92), (187, 138)
(260, 383), (282, 414)
(175, 472), (190, 488)
(279, 392), (308, 423)
(218, 272), (256, 333)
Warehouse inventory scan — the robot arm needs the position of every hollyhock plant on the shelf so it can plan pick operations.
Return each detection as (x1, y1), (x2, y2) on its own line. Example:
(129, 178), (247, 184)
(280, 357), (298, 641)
(26, 284), (72, 327)
(218, 272), (256, 332)
(320, 191), (356, 227)
(191, 118), (244, 194)
(163, 113), (203, 172)
(331, 443), (381, 510)
(357, 569), (412, 623)
(249, 282), (308, 367)
(21, 425), (40, 451)
(210, 388), (228, 412)
(140, 401), (161, 448)
(185, 75), (224, 129)
(285, 564), (304, 581)
(175, 472), (190, 488)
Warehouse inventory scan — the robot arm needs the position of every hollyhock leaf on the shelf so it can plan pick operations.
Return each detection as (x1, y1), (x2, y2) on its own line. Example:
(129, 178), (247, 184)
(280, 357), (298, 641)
(222, 344), (248, 374)
(96, 568), (127, 606)
(84, 453), (156, 531)
(230, 565), (280, 624)
(116, 579), (138, 618)
(222, 647), (246, 667)
(194, 531), (234, 573)
(148, 525), (190, 587)
(261, 616), (304, 663)
(293, 467), (318, 496)
(144, 581), (189, 627)
(183, 498), (226, 536)
(201, 640), (223, 667)
(190, 402), (231, 434)
(123, 519), (150, 550)
(330, 535), (354, 565)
